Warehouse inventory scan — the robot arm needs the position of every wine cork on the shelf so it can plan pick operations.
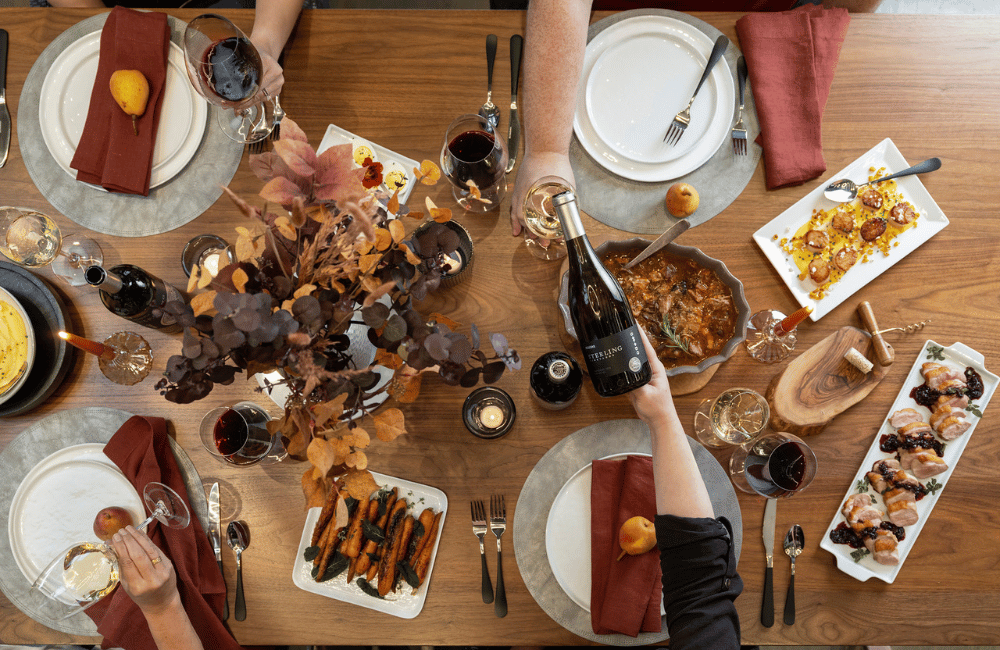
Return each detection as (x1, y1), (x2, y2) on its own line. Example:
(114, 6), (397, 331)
(844, 347), (873, 373)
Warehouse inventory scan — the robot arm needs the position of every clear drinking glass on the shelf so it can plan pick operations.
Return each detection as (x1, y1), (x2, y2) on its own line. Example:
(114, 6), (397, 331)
(31, 482), (190, 620)
(0, 207), (103, 286)
(200, 401), (286, 466)
(729, 432), (818, 497)
(183, 14), (273, 144)
(440, 114), (508, 213)
(694, 387), (770, 448)
(521, 175), (570, 260)
(745, 306), (812, 363)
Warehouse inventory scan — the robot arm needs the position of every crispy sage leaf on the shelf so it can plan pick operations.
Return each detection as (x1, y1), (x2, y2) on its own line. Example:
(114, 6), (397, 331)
(361, 519), (385, 544)
(303, 545), (320, 562)
(398, 561), (420, 588)
(357, 578), (384, 598)
(319, 552), (349, 582)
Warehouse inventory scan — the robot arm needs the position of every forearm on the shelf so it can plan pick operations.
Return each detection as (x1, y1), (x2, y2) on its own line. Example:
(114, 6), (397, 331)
(522, 0), (591, 158)
(142, 595), (205, 650)
(646, 403), (715, 519)
(250, 0), (303, 62)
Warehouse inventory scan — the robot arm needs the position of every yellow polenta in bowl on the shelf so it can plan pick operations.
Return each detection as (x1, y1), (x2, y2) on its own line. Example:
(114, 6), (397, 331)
(0, 287), (36, 405)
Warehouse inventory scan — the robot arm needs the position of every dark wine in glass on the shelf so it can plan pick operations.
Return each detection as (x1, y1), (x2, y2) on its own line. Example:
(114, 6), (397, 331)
(202, 36), (261, 105)
(729, 432), (818, 497)
(201, 403), (273, 466)
(440, 114), (508, 213)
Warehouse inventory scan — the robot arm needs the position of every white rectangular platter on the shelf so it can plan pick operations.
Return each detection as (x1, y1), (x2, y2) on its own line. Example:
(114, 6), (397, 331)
(318, 123), (420, 204)
(291, 471), (447, 618)
(819, 340), (997, 583)
(753, 138), (949, 321)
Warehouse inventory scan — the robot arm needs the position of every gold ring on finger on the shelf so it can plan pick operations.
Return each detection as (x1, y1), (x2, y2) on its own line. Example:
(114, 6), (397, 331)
(151, 556), (162, 566)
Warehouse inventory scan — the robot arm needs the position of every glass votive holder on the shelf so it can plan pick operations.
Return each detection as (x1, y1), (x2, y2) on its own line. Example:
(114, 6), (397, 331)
(439, 220), (475, 288)
(463, 386), (516, 439)
(182, 234), (234, 278)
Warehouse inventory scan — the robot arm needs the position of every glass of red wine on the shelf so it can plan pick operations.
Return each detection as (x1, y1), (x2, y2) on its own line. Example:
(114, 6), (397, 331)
(183, 14), (273, 144)
(199, 402), (285, 466)
(728, 431), (818, 497)
(440, 114), (508, 213)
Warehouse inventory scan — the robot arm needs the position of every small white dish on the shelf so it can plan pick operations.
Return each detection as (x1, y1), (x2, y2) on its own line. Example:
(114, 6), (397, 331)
(318, 124), (419, 204)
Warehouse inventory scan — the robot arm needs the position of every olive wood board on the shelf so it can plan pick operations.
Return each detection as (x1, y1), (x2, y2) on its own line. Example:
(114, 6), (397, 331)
(766, 326), (887, 436)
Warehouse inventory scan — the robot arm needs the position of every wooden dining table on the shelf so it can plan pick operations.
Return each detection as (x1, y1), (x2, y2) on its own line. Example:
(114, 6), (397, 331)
(1, 7), (998, 647)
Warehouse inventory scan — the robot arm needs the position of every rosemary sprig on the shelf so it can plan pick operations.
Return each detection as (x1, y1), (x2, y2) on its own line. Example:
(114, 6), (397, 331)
(660, 316), (690, 354)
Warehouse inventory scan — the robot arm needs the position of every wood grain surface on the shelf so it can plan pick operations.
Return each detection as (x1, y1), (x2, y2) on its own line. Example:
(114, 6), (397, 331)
(1, 8), (999, 647)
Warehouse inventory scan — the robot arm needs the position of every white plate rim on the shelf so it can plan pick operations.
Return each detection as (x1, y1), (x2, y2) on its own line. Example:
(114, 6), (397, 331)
(290, 471), (448, 618)
(818, 340), (997, 583)
(752, 138), (950, 322)
(0, 286), (37, 406)
(37, 31), (208, 190)
(573, 15), (734, 182)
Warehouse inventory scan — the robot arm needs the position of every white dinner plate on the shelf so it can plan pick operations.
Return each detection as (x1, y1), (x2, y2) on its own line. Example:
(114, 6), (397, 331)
(38, 31), (208, 190)
(545, 453), (665, 616)
(752, 138), (950, 322)
(291, 471), (447, 618)
(819, 341), (997, 583)
(7, 443), (144, 585)
(573, 16), (734, 182)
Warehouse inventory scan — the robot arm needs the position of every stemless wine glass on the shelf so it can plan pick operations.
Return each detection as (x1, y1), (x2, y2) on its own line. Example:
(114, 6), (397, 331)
(440, 114), (508, 213)
(200, 401), (286, 466)
(694, 387), (770, 449)
(0, 207), (103, 286)
(521, 175), (570, 261)
(729, 432), (818, 497)
(183, 14), (273, 144)
(31, 482), (190, 620)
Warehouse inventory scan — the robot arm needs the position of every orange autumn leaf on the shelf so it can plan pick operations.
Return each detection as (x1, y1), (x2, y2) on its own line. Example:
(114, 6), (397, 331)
(347, 426), (371, 449)
(387, 219), (405, 243)
(231, 268), (249, 293)
(392, 370), (423, 403)
(424, 197), (452, 223)
(430, 312), (462, 330)
(190, 291), (217, 317)
(387, 190), (400, 215)
(307, 437), (340, 478)
(375, 348), (404, 370)
(311, 394), (347, 429)
(358, 253), (380, 274)
(374, 228), (393, 251)
(345, 448), (368, 470)
(301, 468), (327, 509)
(333, 492), (349, 530)
(413, 159), (441, 185)
(405, 210), (424, 221)
(374, 407), (407, 441)
(341, 468), (380, 500)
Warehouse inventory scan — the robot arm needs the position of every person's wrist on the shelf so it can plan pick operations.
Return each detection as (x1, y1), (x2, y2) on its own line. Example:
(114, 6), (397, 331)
(139, 590), (183, 619)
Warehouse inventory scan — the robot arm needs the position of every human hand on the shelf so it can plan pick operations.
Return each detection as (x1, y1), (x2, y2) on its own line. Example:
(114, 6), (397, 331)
(510, 150), (576, 239)
(236, 43), (284, 113)
(110, 526), (180, 616)
(628, 327), (675, 425)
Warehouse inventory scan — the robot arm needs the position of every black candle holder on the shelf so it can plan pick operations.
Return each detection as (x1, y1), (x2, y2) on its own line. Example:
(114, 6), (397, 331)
(182, 234), (234, 278)
(463, 386), (516, 439)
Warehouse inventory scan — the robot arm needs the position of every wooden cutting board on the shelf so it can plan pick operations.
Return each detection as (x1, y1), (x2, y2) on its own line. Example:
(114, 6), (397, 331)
(766, 326), (888, 436)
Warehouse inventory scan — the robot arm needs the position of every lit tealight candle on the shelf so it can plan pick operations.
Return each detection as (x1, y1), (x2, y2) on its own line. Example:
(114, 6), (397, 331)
(478, 404), (506, 429)
(462, 387), (516, 439)
(441, 250), (465, 276)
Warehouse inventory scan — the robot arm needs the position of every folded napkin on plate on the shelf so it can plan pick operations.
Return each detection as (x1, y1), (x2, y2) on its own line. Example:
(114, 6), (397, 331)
(70, 7), (170, 196)
(736, 4), (851, 189)
(85, 416), (240, 650)
(590, 454), (661, 637)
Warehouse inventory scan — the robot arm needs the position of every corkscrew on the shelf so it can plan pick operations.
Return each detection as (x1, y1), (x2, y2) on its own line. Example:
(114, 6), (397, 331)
(856, 301), (931, 367)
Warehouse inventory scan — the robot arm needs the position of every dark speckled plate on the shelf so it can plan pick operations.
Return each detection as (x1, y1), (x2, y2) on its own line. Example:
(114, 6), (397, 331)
(0, 262), (74, 418)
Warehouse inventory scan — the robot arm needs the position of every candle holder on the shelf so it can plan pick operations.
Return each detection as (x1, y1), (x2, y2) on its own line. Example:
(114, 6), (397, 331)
(439, 220), (475, 288)
(182, 234), (234, 278)
(463, 386), (516, 439)
(59, 330), (153, 386)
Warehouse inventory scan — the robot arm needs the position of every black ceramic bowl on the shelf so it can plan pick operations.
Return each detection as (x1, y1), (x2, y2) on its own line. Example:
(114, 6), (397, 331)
(558, 238), (751, 377)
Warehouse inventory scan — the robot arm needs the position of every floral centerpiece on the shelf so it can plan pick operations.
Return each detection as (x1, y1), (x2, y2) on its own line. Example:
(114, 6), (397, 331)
(156, 118), (519, 505)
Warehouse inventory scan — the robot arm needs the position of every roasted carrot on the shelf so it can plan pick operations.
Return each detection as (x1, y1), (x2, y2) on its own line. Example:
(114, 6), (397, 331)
(408, 508), (436, 562)
(414, 511), (443, 584)
(310, 483), (338, 547)
(356, 489), (396, 577)
(343, 495), (371, 559)
(377, 509), (406, 596)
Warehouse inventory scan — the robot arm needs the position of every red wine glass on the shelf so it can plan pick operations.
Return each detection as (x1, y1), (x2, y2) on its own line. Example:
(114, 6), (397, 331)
(182, 14), (273, 144)
(728, 431), (818, 497)
(199, 402), (285, 466)
(440, 114), (508, 213)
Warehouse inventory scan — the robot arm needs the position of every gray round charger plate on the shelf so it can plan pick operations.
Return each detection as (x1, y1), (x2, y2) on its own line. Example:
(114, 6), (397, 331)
(0, 407), (210, 636)
(0, 263), (74, 418)
(18, 13), (243, 238)
(513, 418), (743, 645)
(573, 9), (762, 233)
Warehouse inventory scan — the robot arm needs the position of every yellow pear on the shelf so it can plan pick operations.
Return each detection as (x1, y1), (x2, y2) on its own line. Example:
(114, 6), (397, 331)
(617, 515), (657, 561)
(109, 70), (150, 136)
(665, 182), (699, 218)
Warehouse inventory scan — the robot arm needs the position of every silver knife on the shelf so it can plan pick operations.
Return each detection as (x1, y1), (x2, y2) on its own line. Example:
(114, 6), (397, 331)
(761, 498), (776, 627)
(0, 29), (11, 168)
(622, 219), (690, 270)
(208, 482), (229, 621)
(505, 34), (523, 174)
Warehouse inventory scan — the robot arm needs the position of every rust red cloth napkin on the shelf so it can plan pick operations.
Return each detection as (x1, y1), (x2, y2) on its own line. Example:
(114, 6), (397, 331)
(590, 454), (661, 637)
(70, 7), (170, 196)
(85, 416), (241, 650)
(736, 4), (851, 189)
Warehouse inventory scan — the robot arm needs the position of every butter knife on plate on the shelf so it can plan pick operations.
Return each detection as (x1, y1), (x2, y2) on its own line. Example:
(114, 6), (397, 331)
(761, 497), (776, 627)
(208, 482), (228, 621)
(0, 29), (11, 168)
(505, 34), (523, 173)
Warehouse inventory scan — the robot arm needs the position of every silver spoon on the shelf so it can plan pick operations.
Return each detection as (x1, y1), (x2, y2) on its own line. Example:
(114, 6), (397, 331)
(782, 524), (804, 625)
(479, 34), (500, 131)
(824, 157), (941, 203)
(227, 520), (250, 622)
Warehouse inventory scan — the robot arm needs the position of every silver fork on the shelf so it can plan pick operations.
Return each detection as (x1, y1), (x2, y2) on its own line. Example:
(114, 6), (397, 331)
(270, 95), (285, 140)
(664, 35), (730, 145)
(472, 499), (494, 604)
(490, 494), (507, 618)
(731, 56), (748, 156)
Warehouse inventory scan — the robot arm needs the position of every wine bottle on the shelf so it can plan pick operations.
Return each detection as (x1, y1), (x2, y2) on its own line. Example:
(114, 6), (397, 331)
(553, 191), (650, 397)
(85, 264), (183, 333)
(529, 351), (583, 410)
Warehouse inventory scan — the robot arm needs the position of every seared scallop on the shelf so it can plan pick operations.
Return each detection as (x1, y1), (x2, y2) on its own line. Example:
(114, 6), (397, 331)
(833, 247), (859, 271)
(889, 201), (916, 225)
(804, 229), (830, 252)
(831, 211), (854, 234)
(808, 258), (830, 283)
(860, 217), (887, 241)
(859, 188), (884, 210)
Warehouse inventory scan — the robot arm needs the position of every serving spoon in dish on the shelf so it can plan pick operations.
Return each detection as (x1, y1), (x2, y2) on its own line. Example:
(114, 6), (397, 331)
(823, 157), (941, 203)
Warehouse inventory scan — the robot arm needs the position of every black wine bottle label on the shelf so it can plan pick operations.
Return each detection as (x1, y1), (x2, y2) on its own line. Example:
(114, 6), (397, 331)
(582, 325), (645, 379)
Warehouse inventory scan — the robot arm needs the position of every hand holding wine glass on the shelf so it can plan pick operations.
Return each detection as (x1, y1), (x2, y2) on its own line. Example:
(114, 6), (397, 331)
(109, 526), (178, 616)
(510, 150), (576, 238)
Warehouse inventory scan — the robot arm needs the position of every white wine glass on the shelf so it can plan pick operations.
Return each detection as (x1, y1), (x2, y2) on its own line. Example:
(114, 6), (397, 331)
(183, 14), (273, 144)
(30, 482), (190, 620)
(0, 207), (103, 286)
(694, 387), (769, 449)
(522, 175), (570, 261)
